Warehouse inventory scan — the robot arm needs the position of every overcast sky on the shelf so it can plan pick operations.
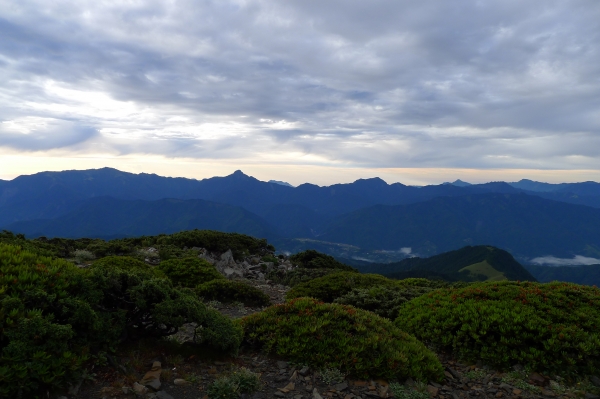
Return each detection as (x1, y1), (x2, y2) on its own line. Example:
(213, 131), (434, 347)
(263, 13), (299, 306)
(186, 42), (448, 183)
(1, 0), (599, 185)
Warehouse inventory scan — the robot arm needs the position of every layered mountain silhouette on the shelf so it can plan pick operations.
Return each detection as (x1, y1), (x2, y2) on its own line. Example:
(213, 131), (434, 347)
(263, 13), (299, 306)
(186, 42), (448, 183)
(2, 168), (600, 263)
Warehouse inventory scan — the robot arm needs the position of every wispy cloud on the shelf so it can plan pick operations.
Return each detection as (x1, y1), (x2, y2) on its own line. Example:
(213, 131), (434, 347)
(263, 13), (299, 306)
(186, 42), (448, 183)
(530, 255), (600, 266)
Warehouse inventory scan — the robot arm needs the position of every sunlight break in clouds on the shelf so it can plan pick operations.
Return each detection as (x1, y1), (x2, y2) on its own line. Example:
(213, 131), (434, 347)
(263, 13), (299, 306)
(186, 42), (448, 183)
(1, 0), (600, 183)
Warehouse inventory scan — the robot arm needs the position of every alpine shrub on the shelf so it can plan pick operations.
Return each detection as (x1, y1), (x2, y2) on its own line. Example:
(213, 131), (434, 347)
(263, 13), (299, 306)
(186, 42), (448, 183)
(0, 244), (243, 397)
(395, 281), (600, 377)
(266, 268), (344, 287)
(334, 285), (433, 319)
(0, 243), (110, 398)
(289, 250), (355, 271)
(241, 297), (444, 382)
(89, 259), (241, 349)
(286, 272), (401, 302)
(196, 280), (271, 307)
(207, 368), (260, 399)
(93, 255), (158, 274)
(158, 257), (224, 288)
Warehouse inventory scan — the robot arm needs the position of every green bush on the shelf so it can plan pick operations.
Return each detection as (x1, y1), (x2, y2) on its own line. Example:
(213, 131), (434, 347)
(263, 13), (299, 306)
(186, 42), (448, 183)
(286, 272), (401, 302)
(0, 244), (242, 397)
(0, 243), (111, 398)
(158, 257), (224, 288)
(266, 268), (344, 287)
(207, 368), (260, 399)
(196, 280), (271, 307)
(92, 255), (156, 272)
(289, 250), (355, 271)
(241, 297), (444, 382)
(261, 255), (279, 265)
(395, 281), (600, 377)
(334, 285), (433, 320)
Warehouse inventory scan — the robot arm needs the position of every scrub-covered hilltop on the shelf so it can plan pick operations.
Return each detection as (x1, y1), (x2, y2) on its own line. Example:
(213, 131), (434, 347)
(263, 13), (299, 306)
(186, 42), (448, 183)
(0, 229), (599, 399)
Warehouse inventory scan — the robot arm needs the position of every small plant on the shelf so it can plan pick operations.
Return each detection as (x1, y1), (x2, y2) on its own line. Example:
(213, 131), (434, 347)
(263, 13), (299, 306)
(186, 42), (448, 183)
(73, 249), (95, 263)
(207, 368), (261, 399)
(261, 255), (279, 266)
(206, 300), (222, 309)
(207, 377), (238, 399)
(389, 382), (429, 399)
(464, 370), (487, 380)
(230, 368), (261, 394)
(320, 368), (344, 385)
(501, 370), (540, 393)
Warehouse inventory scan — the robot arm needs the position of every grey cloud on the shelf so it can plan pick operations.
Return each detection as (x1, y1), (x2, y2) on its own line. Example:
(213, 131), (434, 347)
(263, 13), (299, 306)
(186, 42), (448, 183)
(0, 119), (98, 150)
(0, 0), (600, 170)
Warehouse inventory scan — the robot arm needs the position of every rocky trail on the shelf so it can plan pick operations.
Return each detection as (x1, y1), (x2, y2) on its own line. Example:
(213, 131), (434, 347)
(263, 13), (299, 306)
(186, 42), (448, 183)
(67, 249), (599, 399)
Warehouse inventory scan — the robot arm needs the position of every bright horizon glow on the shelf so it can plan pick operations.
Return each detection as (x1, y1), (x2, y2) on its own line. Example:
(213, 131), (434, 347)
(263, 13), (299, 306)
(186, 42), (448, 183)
(1, 150), (599, 187)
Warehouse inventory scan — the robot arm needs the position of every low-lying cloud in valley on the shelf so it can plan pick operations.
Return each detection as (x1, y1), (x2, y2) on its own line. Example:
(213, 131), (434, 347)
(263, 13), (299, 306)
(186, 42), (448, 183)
(530, 255), (600, 266)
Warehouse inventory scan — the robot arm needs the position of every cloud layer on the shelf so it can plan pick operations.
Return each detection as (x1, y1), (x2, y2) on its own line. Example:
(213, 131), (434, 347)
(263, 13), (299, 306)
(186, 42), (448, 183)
(1, 0), (600, 174)
(530, 255), (600, 266)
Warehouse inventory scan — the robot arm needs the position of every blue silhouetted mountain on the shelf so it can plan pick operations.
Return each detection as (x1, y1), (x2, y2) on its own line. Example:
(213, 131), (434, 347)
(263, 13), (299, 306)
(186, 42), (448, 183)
(6, 197), (277, 240)
(319, 193), (600, 259)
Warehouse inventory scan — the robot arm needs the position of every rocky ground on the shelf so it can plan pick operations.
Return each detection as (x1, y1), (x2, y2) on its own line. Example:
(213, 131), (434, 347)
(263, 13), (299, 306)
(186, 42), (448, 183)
(66, 250), (600, 399)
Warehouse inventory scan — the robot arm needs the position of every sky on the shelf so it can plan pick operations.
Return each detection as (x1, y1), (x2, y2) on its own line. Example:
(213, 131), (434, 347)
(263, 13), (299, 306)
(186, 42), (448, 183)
(1, 0), (600, 186)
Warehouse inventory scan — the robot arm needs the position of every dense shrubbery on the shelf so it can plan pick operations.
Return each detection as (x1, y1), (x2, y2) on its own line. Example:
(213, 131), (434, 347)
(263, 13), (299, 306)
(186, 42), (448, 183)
(395, 281), (600, 377)
(289, 250), (355, 271)
(154, 230), (274, 260)
(329, 278), (455, 319)
(334, 285), (433, 320)
(196, 280), (272, 307)
(1, 229), (275, 262)
(266, 268), (345, 287)
(0, 244), (241, 397)
(93, 255), (159, 274)
(158, 257), (224, 288)
(241, 297), (444, 382)
(286, 272), (401, 302)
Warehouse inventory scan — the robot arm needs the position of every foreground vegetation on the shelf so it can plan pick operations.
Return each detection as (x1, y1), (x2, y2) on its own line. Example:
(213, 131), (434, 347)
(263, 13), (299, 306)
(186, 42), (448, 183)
(1, 230), (600, 397)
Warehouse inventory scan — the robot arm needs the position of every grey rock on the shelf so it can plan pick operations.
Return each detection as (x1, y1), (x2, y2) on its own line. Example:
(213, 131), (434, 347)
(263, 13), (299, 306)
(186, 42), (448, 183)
(252, 393), (267, 399)
(499, 383), (513, 391)
(294, 395), (304, 399)
(277, 361), (289, 369)
(299, 366), (310, 376)
(334, 382), (349, 391)
(591, 376), (600, 387)
(312, 388), (323, 399)
(585, 394), (600, 399)
(275, 391), (287, 398)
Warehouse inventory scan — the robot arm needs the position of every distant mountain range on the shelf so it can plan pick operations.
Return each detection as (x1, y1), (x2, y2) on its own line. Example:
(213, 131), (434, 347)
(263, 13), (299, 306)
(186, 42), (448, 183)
(2, 168), (600, 264)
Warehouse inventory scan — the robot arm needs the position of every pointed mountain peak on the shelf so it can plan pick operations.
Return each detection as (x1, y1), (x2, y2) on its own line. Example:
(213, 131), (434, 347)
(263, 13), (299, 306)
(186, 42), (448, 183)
(229, 170), (251, 178)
